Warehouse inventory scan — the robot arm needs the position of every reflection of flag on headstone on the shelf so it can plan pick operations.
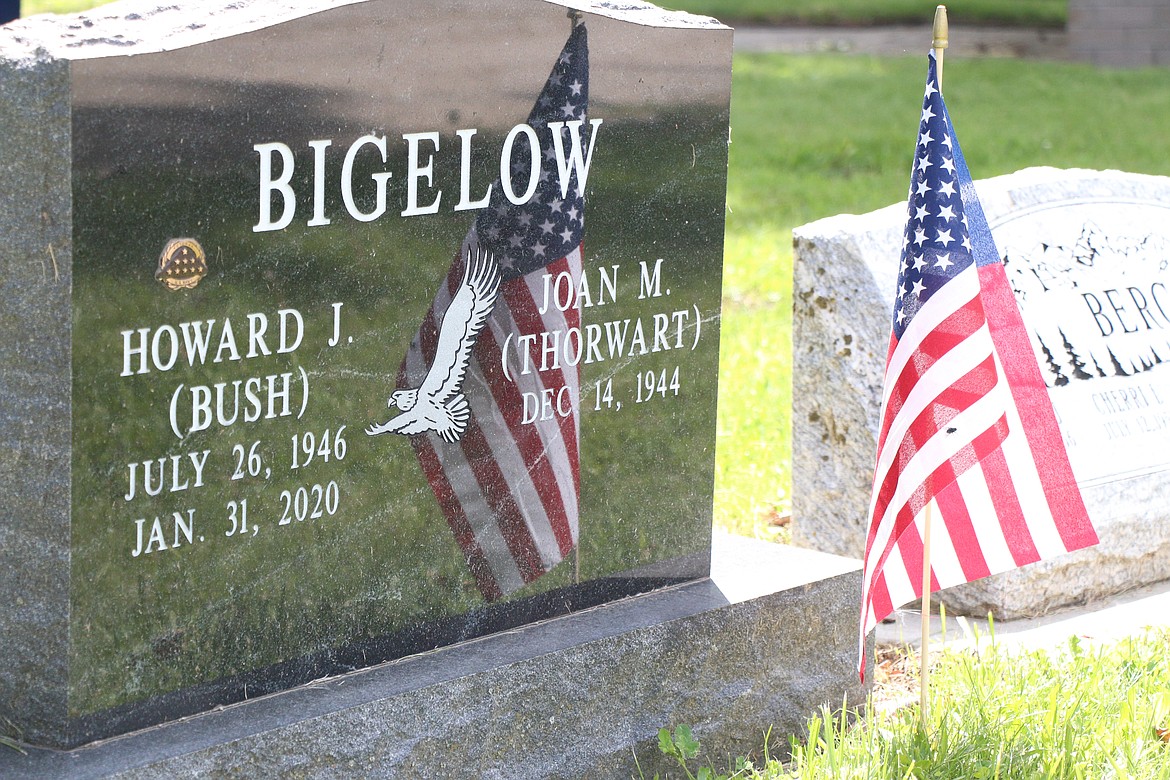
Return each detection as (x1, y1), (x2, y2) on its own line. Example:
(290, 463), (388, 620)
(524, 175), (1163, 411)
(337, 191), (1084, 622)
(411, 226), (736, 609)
(859, 50), (1098, 675)
(400, 21), (594, 601)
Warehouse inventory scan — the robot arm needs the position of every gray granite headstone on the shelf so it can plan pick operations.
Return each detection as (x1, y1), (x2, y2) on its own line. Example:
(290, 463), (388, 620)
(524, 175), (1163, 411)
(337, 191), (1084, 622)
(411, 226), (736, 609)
(1, 0), (733, 749)
(793, 167), (1170, 618)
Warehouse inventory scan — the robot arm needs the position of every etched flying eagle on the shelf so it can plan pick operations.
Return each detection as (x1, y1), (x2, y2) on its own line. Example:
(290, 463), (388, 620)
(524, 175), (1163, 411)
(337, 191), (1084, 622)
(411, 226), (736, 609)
(366, 249), (501, 443)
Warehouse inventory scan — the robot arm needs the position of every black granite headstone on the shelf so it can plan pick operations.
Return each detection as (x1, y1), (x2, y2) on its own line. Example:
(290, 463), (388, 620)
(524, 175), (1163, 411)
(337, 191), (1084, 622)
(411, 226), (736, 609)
(0, 0), (731, 748)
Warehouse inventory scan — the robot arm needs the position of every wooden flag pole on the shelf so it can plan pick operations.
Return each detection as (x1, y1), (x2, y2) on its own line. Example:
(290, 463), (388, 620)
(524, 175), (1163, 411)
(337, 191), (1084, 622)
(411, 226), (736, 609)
(920, 500), (934, 721)
(920, 3), (949, 725)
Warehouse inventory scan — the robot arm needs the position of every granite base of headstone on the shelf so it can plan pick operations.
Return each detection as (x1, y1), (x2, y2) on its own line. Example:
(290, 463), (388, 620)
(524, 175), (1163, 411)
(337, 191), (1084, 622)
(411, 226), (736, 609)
(793, 167), (1170, 619)
(0, 534), (867, 779)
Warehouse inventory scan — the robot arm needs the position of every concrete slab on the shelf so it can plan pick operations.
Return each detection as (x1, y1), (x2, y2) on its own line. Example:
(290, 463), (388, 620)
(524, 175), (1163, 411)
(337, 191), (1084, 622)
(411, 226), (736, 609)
(876, 576), (1170, 652)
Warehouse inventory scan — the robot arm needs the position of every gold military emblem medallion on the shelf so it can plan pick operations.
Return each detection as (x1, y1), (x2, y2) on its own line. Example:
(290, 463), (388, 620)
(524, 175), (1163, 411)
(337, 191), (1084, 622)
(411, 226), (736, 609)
(156, 238), (208, 290)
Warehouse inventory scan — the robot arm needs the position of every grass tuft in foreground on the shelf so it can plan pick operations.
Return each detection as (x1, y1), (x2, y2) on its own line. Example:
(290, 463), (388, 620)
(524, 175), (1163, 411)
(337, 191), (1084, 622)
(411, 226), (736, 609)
(655, 628), (1170, 779)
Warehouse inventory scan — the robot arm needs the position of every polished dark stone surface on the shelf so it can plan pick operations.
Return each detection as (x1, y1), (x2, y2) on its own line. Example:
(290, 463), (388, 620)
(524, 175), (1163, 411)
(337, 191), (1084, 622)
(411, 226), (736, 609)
(1, 0), (731, 747)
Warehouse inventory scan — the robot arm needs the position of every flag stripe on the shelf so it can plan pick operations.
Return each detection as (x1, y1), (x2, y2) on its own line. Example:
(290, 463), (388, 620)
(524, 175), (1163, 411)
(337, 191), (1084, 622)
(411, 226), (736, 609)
(879, 315), (982, 448)
(520, 249), (584, 500)
(867, 383), (1011, 564)
(403, 349), (527, 597)
(895, 521), (934, 599)
(935, 479), (993, 582)
(871, 543), (906, 619)
(403, 249), (585, 595)
(500, 250), (583, 552)
(951, 463), (1019, 574)
(860, 421), (1010, 664)
(444, 269), (555, 575)
(868, 571), (894, 631)
(396, 344), (509, 600)
(472, 324), (574, 562)
(995, 413), (1066, 560)
(922, 486), (966, 587)
(456, 420), (548, 582)
(976, 446), (1041, 567)
(864, 413), (1009, 603)
(413, 436), (507, 601)
(881, 266), (982, 402)
(978, 262), (1098, 550)
(883, 269), (981, 381)
(490, 259), (580, 553)
(869, 354), (1004, 531)
(407, 261), (548, 591)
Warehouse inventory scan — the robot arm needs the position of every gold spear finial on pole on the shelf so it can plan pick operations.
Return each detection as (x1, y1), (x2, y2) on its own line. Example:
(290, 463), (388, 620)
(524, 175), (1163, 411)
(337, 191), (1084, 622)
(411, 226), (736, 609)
(933, 5), (949, 91)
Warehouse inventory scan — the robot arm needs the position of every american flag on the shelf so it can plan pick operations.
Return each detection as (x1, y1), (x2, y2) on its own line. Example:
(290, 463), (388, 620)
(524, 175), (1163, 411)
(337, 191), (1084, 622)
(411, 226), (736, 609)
(399, 21), (590, 601)
(859, 51), (1097, 674)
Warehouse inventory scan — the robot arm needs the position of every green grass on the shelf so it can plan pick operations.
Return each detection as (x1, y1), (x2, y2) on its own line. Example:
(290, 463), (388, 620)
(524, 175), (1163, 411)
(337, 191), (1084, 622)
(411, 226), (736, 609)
(659, 630), (1170, 778)
(713, 52), (1170, 537)
(662, 0), (1067, 28)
